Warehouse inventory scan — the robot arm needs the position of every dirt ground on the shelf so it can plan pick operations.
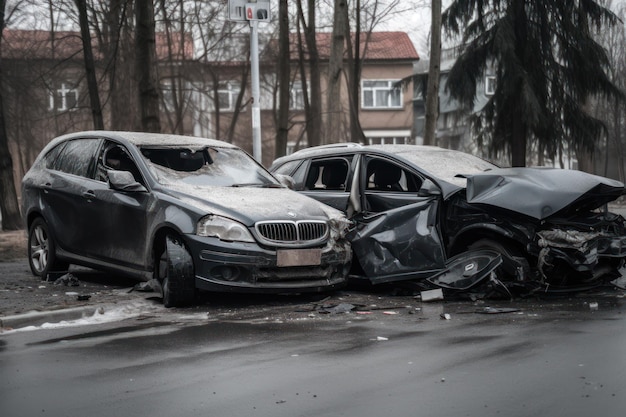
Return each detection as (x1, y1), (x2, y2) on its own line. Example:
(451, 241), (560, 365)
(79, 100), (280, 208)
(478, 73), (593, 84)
(0, 229), (27, 262)
(0, 229), (152, 316)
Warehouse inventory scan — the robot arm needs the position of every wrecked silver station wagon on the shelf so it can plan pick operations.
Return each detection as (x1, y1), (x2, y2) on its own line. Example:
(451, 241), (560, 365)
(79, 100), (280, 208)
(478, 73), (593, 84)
(270, 144), (626, 294)
(21, 131), (352, 307)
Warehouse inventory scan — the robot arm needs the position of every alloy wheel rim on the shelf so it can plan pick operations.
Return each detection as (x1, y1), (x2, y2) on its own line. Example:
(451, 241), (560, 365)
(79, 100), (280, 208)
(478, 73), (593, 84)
(30, 225), (49, 273)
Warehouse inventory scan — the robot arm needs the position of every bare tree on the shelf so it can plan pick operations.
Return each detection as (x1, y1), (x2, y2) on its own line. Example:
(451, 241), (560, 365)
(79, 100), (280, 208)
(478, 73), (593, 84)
(423, 0), (441, 146)
(75, 0), (104, 129)
(295, 0), (322, 148)
(275, 0), (290, 158)
(135, 0), (160, 132)
(326, 0), (348, 144)
(0, 0), (23, 230)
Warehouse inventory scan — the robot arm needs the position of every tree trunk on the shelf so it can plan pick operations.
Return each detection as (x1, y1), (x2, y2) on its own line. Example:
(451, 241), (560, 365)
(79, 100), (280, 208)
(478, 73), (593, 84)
(0, 0), (23, 230)
(511, 116), (527, 167)
(135, 0), (161, 133)
(346, 0), (364, 144)
(325, 0), (348, 144)
(424, 0), (441, 146)
(76, 0), (104, 130)
(275, 0), (290, 159)
(226, 65), (249, 143)
(300, 0), (322, 147)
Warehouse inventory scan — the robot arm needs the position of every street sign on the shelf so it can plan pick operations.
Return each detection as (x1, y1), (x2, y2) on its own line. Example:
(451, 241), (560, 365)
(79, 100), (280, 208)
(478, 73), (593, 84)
(228, 0), (247, 21)
(245, 1), (271, 22)
(228, 0), (270, 22)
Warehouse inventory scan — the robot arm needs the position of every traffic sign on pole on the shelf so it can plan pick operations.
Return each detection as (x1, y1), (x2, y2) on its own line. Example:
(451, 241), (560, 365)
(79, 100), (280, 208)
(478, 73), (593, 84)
(226, 0), (271, 161)
(228, 0), (247, 21)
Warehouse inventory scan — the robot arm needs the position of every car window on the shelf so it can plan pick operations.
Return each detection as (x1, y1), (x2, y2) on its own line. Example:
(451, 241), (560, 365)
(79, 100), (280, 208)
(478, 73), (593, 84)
(305, 158), (351, 191)
(43, 142), (67, 170)
(273, 160), (301, 176)
(96, 141), (144, 184)
(141, 146), (278, 187)
(365, 158), (422, 192)
(50, 138), (100, 178)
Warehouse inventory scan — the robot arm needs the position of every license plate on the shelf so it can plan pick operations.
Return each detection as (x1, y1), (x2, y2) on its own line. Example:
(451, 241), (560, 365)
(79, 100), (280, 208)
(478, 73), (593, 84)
(277, 248), (322, 267)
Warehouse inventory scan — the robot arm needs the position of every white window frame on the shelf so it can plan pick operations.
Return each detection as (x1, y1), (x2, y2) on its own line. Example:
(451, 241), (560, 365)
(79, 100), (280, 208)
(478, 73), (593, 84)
(49, 82), (78, 112)
(485, 75), (496, 96)
(361, 79), (403, 110)
(217, 82), (240, 112)
(290, 81), (305, 110)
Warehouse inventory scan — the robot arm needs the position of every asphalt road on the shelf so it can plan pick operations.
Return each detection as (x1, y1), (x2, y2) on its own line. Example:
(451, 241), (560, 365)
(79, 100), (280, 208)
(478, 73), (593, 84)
(1, 296), (625, 417)
(2, 210), (626, 417)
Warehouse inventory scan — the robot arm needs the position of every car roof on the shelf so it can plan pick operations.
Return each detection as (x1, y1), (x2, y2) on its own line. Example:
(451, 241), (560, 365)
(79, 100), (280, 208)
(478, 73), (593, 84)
(52, 130), (237, 149)
(273, 143), (460, 165)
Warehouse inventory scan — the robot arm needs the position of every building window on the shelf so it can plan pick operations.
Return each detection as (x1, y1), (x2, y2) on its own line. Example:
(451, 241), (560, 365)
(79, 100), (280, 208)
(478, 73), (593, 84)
(485, 75), (496, 96)
(362, 80), (402, 109)
(49, 82), (78, 112)
(290, 81), (305, 110)
(217, 82), (240, 111)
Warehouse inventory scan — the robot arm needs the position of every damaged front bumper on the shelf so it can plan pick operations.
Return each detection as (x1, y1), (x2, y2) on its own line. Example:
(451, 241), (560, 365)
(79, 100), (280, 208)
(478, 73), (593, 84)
(536, 228), (626, 279)
(185, 234), (352, 293)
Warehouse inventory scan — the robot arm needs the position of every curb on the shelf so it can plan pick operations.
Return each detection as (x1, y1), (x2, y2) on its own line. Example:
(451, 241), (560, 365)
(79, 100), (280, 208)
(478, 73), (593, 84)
(0, 305), (102, 330)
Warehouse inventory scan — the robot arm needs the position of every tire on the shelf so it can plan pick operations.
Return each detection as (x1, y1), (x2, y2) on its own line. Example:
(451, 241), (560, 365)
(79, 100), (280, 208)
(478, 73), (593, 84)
(27, 217), (69, 279)
(468, 238), (530, 281)
(158, 235), (196, 308)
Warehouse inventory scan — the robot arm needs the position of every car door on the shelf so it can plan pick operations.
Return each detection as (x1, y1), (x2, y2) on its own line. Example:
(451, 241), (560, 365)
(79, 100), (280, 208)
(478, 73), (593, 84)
(40, 138), (103, 256)
(82, 140), (152, 270)
(348, 155), (449, 283)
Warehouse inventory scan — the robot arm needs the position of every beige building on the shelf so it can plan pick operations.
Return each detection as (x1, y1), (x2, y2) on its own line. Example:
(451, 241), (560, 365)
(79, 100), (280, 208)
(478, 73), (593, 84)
(1, 29), (419, 183)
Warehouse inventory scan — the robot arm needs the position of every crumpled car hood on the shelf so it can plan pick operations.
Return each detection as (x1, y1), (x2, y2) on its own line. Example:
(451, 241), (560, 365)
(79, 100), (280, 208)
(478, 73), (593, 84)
(162, 184), (341, 225)
(463, 168), (625, 220)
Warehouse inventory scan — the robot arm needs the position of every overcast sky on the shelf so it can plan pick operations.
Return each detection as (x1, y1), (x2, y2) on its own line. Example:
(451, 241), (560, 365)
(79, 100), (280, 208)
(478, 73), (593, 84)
(387, 0), (626, 59)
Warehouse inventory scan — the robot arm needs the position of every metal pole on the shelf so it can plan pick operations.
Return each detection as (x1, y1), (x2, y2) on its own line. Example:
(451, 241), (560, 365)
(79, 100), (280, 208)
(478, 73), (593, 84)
(250, 19), (262, 162)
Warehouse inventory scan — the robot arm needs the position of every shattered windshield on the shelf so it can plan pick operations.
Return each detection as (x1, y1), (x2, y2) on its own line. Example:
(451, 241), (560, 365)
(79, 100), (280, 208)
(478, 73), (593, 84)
(140, 146), (279, 187)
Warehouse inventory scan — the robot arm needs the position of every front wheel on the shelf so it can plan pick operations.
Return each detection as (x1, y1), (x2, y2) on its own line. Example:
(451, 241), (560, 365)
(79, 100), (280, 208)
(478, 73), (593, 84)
(468, 238), (530, 281)
(27, 217), (69, 279)
(158, 235), (196, 308)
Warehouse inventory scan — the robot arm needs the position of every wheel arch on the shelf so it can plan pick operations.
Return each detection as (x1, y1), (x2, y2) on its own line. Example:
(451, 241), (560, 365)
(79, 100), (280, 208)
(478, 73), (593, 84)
(150, 225), (189, 278)
(448, 224), (524, 256)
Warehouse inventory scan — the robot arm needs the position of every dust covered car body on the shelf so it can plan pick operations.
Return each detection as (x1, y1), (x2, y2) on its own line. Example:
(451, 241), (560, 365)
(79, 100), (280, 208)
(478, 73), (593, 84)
(22, 131), (351, 306)
(270, 144), (626, 291)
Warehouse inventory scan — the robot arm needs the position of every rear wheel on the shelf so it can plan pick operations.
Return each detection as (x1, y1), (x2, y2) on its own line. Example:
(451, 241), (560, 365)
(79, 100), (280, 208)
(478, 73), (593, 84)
(158, 235), (196, 308)
(27, 217), (69, 279)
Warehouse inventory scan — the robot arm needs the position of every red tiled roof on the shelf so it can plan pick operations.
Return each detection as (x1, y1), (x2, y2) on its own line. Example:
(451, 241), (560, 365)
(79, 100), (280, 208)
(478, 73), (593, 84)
(2, 30), (87, 60)
(1, 29), (193, 61)
(285, 31), (419, 61)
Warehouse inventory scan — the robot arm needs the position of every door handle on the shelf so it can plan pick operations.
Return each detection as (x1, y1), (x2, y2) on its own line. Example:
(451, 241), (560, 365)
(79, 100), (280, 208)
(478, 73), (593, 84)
(83, 190), (96, 200)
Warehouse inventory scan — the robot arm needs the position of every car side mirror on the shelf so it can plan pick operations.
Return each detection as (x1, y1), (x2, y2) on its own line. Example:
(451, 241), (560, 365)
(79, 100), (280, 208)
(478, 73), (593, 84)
(274, 174), (295, 189)
(108, 170), (147, 193)
(418, 179), (441, 197)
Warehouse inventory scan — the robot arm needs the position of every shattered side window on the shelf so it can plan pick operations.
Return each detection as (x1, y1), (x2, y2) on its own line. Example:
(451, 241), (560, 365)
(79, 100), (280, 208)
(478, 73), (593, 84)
(272, 159), (301, 177)
(52, 139), (101, 179)
(96, 141), (144, 184)
(141, 146), (278, 187)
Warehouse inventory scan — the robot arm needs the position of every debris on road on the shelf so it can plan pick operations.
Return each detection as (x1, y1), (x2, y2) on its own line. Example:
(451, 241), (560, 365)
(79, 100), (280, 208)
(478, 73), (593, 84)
(53, 273), (80, 287)
(421, 289), (444, 302)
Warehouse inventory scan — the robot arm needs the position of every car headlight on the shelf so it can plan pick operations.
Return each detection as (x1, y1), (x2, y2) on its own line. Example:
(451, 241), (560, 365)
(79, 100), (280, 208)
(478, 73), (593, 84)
(197, 215), (255, 242)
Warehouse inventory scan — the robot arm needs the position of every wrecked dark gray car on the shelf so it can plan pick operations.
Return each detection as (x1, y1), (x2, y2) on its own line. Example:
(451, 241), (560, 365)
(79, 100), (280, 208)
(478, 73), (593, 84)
(270, 144), (626, 294)
(21, 131), (351, 307)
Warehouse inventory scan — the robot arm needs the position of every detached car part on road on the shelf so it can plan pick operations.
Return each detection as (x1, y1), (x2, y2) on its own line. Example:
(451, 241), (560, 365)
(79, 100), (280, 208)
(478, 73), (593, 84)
(270, 144), (626, 294)
(22, 131), (351, 307)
